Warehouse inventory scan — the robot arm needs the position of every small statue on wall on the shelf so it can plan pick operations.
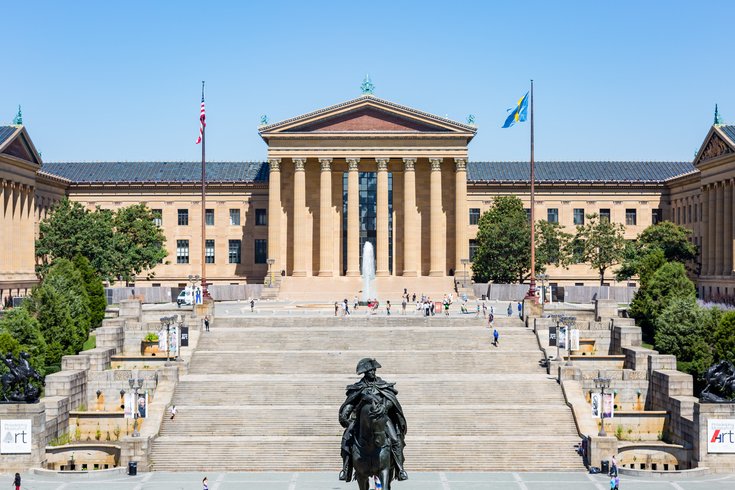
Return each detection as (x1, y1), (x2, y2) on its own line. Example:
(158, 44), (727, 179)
(1, 351), (44, 403)
(700, 360), (735, 403)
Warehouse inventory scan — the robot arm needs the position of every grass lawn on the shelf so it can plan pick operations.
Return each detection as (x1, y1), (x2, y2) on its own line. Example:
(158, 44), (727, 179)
(83, 334), (96, 351)
(641, 340), (654, 350)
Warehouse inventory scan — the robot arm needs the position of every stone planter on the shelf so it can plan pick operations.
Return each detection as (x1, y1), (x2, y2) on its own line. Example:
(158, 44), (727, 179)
(140, 341), (159, 356)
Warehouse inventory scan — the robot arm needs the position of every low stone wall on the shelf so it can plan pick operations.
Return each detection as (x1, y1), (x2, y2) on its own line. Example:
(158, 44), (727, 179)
(0, 403), (48, 472)
(45, 370), (87, 411)
(693, 403), (735, 472)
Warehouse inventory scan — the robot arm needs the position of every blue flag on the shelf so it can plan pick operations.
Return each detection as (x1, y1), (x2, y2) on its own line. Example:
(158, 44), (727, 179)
(502, 92), (529, 128)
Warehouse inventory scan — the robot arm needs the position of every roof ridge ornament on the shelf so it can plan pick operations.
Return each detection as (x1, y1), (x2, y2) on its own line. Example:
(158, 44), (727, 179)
(12, 105), (22, 125)
(714, 104), (724, 126)
(360, 74), (374, 95)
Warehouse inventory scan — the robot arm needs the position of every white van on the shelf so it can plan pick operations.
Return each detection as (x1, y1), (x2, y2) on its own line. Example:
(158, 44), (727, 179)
(176, 288), (194, 307)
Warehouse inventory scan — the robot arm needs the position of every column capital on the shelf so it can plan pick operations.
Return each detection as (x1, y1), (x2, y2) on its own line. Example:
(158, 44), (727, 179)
(376, 157), (389, 171)
(268, 158), (281, 172)
(402, 158), (416, 171)
(429, 157), (443, 171)
(346, 158), (360, 170)
(454, 158), (467, 171)
(292, 157), (307, 171)
(319, 157), (333, 171)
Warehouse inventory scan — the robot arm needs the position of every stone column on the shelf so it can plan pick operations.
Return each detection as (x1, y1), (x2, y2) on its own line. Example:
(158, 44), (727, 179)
(266, 158), (282, 274)
(715, 183), (724, 276)
(23, 186), (35, 274)
(292, 158), (307, 276)
(11, 183), (20, 277)
(707, 184), (716, 276)
(725, 180), (733, 276)
(318, 158), (334, 277)
(346, 158), (361, 276)
(429, 158), (445, 276)
(376, 158), (390, 276)
(402, 158), (418, 277)
(0, 180), (5, 274)
(454, 158), (468, 276)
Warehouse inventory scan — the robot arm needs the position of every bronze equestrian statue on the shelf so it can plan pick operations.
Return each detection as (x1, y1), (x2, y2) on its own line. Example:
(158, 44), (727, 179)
(339, 358), (408, 489)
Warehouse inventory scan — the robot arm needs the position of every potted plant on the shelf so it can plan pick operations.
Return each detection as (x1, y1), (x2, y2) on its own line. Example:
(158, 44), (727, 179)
(141, 332), (160, 355)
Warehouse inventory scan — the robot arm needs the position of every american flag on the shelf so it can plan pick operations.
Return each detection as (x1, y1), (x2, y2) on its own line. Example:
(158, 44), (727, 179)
(195, 92), (206, 144)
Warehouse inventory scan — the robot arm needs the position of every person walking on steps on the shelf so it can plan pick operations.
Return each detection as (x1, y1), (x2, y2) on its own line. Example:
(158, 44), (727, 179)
(507, 302), (512, 317)
(493, 328), (499, 347)
(202, 477), (209, 490)
(204, 315), (210, 332)
(386, 301), (391, 316)
(13, 473), (21, 490)
(170, 405), (177, 420)
(250, 299), (255, 313)
(517, 301), (522, 319)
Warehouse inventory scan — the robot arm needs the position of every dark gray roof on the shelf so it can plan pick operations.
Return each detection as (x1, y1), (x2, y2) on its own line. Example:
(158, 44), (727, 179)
(0, 126), (17, 146)
(467, 161), (696, 183)
(41, 161), (268, 184)
(721, 125), (735, 143)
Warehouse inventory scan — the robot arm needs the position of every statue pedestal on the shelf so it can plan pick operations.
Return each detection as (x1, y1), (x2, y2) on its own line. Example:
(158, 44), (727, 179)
(0, 402), (47, 472)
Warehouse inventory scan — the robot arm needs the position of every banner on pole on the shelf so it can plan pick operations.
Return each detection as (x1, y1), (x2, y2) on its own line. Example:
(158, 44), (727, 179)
(1, 419), (32, 454)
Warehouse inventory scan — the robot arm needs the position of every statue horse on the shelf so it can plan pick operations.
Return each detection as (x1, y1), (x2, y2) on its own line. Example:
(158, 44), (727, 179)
(352, 394), (393, 490)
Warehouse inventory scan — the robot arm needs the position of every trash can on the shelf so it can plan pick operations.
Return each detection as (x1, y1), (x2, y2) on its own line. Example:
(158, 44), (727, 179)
(600, 459), (609, 475)
(128, 461), (138, 476)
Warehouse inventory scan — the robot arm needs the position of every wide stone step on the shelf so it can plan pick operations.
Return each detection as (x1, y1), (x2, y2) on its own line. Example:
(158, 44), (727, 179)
(208, 316), (525, 328)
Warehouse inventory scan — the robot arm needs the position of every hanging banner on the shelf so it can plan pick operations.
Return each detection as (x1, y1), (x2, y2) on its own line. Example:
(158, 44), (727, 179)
(603, 393), (614, 419)
(180, 326), (189, 347)
(591, 392), (601, 418)
(137, 391), (148, 419)
(708, 419), (735, 453)
(1, 419), (32, 454)
(558, 326), (567, 350)
(591, 393), (614, 419)
(124, 393), (135, 419)
(570, 329), (580, 351)
(548, 326), (557, 347)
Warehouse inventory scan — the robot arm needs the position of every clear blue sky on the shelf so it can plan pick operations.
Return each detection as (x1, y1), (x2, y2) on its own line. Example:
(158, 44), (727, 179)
(2, 0), (733, 163)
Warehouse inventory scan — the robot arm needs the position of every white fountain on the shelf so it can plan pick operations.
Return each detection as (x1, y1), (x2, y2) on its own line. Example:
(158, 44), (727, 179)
(361, 241), (376, 302)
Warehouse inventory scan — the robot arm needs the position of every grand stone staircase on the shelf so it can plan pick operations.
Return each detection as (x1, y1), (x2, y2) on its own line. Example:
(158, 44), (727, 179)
(149, 315), (583, 472)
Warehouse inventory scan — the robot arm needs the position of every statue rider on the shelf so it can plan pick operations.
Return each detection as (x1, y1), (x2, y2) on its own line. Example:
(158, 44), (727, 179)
(339, 358), (408, 482)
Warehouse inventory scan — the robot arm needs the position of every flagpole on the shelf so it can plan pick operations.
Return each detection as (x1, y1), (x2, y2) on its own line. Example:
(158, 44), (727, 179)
(200, 81), (208, 298)
(528, 79), (536, 300)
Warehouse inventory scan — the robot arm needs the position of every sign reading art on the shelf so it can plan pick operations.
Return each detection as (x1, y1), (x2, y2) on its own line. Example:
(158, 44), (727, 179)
(708, 419), (735, 453)
(1, 419), (32, 454)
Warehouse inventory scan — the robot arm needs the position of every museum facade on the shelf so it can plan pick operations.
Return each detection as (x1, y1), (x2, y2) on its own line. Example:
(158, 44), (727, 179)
(2, 94), (735, 301)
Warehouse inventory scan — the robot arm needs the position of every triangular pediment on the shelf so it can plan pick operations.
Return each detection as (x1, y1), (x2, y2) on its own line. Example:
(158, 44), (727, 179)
(0, 126), (42, 166)
(259, 94), (477, 139)
(694, 125), (735, 166)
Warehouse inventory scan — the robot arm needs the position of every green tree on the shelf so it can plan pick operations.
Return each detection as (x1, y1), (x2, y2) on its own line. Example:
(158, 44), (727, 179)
(472, 196), (531, 283)
(35, 198), (115, 279)
(111, 203), (167, 283)
(535, 220), (573, 272)
(575, 213), (626, 285)
(654, 297), (713, 379)
(73, 255), (107, 328)
(713, 311), (735, 364)
(629, 262), (697, 342)
(28, 283), (75, 371)
(0, 307), (47, 373)
(616, 221), (697, 282)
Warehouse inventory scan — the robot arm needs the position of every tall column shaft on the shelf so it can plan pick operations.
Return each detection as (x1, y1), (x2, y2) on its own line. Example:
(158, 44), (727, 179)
(715, 183), (724, 276)
(346, 159), (360, 276)
(429, 158), (445, 276)
(22, 187), (35, 274)
(11, 184), (20, 277)
(0, 181), (6, 274)
(707, 187), (713, 276)
(454, 158), (468, 275)
(376, 158), (390, 276)
(402, 158), (418, 277)
(267, 159), (282, 274)
(318, 158), (334, 277)
(292, 158), (307, 276)
(725, 180), (733, 276)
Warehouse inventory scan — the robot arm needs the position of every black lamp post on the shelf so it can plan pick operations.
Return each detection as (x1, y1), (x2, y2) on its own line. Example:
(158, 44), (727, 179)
(594, 370), (611, 436)
(128, 376), (144, 437)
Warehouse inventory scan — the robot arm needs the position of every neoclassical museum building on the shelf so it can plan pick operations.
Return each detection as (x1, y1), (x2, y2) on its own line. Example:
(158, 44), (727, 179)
(2, 94), (735, 301)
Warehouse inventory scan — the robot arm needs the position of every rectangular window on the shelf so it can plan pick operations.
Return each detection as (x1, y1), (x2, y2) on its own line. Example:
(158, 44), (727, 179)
(177, 209), (189, 226)
(254, 239), (268, 264)
(573, 208), (585, 225)
(229, 209), (241, 226)
(205, 239), (215, 264)
(205, 209), (215, 226)
(599, 208), (611, 222)
(524, 208), (531, 223)
(652, 208), (662, 225)
(469, 208), (481, 225)
(547, 208), (559, 224)
(694, 203), (698, 222)
(469, 239), (478, 261)
(152, 209), (162, 227)
(176, 240), (189, 264)
(255, 208), (267, 226)
(676, 207), (681, 224)
(688, 205), (692, 224)
(228, 239), (241, 264)
(626, 208), (637, 226)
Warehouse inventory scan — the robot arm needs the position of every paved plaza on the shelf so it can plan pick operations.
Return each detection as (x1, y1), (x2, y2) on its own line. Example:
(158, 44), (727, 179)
(4, 471), (735, 490)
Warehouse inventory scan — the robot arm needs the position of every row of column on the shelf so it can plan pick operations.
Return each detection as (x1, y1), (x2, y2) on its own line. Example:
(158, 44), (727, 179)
(267, 156), (468, 277)
(0, 179), (35, 276)
(702, 180), (734, 277)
